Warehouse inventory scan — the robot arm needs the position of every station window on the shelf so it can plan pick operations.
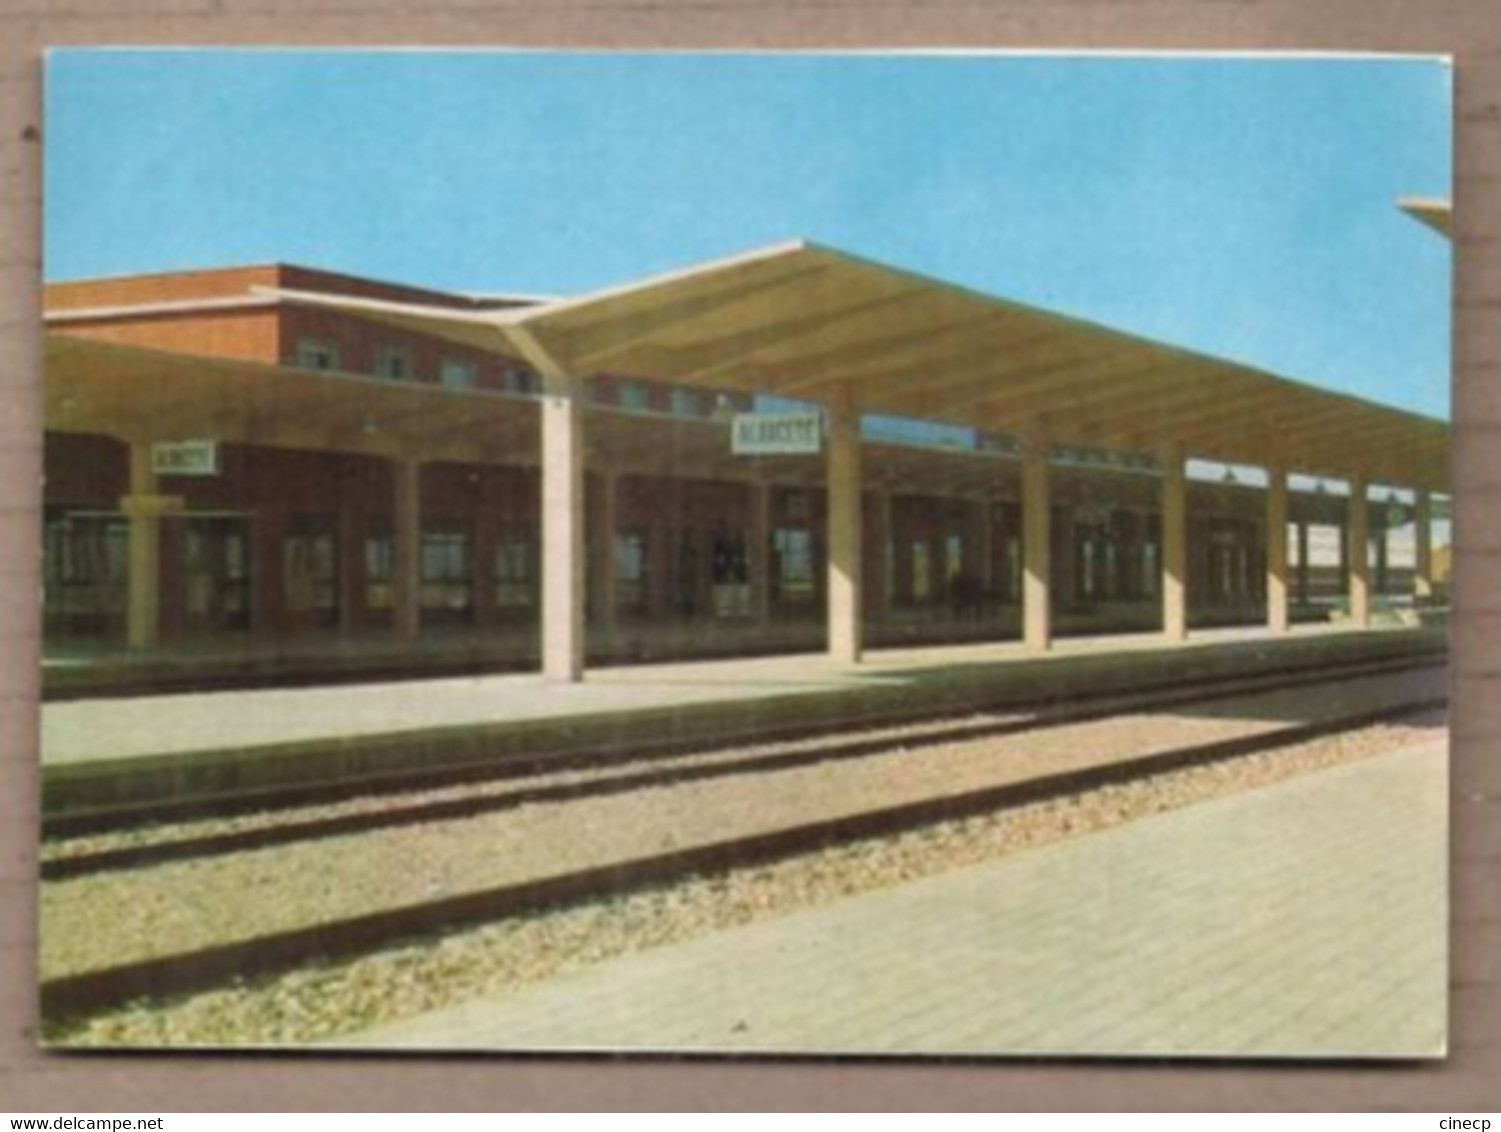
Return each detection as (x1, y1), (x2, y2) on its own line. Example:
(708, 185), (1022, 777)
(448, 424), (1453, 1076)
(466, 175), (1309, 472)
(422, 528), (473, 614)
(670, 387), (705, 418)
(1073, 522), (1114, 604)
(283, 515), (339, 620)
(1004, 536), (1021, 603)
(502, 364), (537, 396)
(440, 357), (477, 389)
(710, 529), (751, 619)
(43, 512), (128, 635)
(1207, 520), (1254, 606)
(615, 530), (649, 611)
(294, 338), (340, 371)
(365, 530), (394, 611)
(1108, 511), (1138, 601)
(494, 525), (535, 608)
(944, 534), (964, 586)
(774, 528), (817, 605)
(618, 380), (652, 412)
(911, 540), (932, 603)
(184, 517), (251, 632)
(375, 346), (415, 381)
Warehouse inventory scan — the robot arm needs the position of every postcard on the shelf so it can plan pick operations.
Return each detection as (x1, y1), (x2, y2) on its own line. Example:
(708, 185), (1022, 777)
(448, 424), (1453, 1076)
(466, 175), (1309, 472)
(38, 49), (1452, 1057)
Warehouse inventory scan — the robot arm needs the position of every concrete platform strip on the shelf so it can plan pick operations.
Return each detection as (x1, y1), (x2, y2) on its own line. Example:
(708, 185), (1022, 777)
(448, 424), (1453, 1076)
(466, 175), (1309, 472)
(42, 652), (1442, 874)
(41, 626), (1446, 820)
(332, 740), (1446, 1059)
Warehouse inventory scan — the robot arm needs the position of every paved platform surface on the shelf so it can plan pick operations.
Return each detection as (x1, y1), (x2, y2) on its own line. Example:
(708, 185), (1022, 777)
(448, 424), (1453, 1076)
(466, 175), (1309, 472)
(44, 608), (1294, 698)
(336, 739), (1448, 1059)
(42, 622), (1429, 767)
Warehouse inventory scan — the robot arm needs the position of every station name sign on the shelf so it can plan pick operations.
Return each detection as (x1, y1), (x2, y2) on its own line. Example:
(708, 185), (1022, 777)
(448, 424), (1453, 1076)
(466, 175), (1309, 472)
(731, 412), (823, 456)
(152, 440), (221, 477)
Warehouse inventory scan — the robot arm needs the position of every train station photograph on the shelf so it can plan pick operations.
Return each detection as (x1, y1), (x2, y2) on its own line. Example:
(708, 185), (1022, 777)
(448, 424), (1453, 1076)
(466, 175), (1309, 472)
(36, 48), (1453, 1058)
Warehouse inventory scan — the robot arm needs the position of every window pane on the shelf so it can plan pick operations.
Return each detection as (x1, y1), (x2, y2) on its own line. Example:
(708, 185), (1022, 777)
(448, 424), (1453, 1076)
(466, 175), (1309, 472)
(295, 338), (339, 370)
(440, 358), (476, 388)
(495, 525), (535, 607)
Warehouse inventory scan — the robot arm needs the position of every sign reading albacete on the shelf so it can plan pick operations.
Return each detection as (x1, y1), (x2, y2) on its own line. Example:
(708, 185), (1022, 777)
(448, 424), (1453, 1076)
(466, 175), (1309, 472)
(731, 411), (823, 456)
(151, 440), (221, 477)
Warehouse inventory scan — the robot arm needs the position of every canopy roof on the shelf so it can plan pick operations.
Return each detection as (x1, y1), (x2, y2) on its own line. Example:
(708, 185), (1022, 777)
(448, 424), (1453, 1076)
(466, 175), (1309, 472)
(259, 241), (1449, 492)
(1399, 197), (1453, 237)
(45, 334), (1070, 499)
(47, 241), (1449, 494)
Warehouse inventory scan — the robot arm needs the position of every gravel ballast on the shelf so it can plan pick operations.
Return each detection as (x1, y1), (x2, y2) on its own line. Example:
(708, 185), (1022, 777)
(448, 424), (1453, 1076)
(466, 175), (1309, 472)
(44, 712), (1445, 1048)
(40, 667), (1441, 983)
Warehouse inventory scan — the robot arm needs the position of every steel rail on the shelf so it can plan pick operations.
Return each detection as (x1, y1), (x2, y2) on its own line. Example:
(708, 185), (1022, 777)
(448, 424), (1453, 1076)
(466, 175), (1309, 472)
(40, 671), (1446, 1026)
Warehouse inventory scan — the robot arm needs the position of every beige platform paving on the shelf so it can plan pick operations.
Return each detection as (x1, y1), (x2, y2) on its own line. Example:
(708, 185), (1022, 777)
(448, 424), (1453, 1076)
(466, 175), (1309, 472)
(42, 621), (1403, 766)
(337, 739), (1448, 1059)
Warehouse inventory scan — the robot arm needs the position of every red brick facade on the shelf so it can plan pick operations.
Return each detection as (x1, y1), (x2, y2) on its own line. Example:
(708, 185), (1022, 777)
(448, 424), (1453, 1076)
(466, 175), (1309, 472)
(43, 263), (1377, 655)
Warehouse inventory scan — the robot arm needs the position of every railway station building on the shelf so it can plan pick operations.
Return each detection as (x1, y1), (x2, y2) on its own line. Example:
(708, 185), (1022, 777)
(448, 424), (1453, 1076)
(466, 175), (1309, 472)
(42, 242), (1451, 683)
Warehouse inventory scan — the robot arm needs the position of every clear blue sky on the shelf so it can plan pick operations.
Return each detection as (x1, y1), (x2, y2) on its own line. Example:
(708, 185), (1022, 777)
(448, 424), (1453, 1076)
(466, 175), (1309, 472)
(44, 49), (1452, 419)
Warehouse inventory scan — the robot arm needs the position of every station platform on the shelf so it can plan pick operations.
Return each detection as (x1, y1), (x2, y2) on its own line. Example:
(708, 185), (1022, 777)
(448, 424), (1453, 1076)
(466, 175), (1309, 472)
(43, 605), (1373, 702)
(334, 737), (1448, 1058)
(41, 622), (1446, 815)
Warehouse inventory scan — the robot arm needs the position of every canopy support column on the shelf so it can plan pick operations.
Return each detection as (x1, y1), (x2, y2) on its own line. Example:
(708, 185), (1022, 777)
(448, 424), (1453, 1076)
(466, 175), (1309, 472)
(826, 384), (863, 665)
(1022, 437), (1051, 653)
(511, 326), (587, 682)
(1161, 446), (1188, 642)
(1266, 466), (1289, 634)
(1349, 475), (1371, 629)
(392, 456), (422, 642)
(121, 442), (180, 651)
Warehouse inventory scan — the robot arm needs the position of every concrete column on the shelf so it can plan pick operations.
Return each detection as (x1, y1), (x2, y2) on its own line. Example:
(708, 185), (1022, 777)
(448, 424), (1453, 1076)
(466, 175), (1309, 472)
(1266, 467), (1290, 634)
(392, 457), (422, 642)
(541, 380), (586, 681)
(826, 385), (863, 664)
(509, 326), (588, 682)
(1414, 491), (1434, 600)
(1349, 475), (1371, 629)
(750, 481), (771, 626)
(1161, 448), (1188, 642)
(121, 442), (177, 650)
(1022, 439), (1051, 653)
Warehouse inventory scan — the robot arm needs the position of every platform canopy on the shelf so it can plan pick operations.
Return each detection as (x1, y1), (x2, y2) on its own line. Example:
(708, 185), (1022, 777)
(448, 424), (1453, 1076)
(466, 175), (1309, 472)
(44, 331), (1049, 498)
(1399, 197), (1453, 237)
(44, 333), (541, 465)
(258, 240), (1446, 493)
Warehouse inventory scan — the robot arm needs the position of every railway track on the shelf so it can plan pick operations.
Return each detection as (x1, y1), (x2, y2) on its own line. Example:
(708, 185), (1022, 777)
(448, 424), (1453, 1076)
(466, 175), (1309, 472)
(43, 646), (1444, 838)
(40, 655), (1447, 1028)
